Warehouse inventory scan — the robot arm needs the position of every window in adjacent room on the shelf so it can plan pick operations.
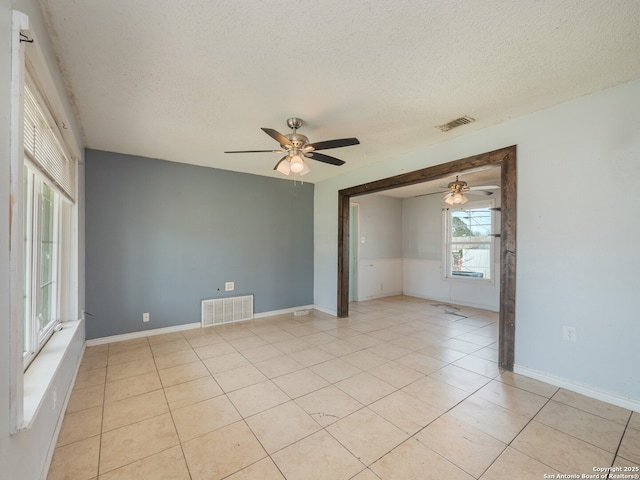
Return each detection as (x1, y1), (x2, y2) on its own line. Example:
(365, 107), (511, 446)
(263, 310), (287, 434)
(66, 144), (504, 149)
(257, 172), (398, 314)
(444, 202), (494, 281)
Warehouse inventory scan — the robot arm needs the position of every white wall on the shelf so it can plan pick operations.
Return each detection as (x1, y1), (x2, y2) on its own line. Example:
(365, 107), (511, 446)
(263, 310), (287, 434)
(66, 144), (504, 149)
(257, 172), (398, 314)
(314, 79), (640, 404)
(1, 2), (85, 478)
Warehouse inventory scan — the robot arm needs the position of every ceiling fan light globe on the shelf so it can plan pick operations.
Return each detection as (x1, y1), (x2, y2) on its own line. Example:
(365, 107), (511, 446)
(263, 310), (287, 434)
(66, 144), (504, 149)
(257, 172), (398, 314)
(300, 161), (311, 176)
(276, 160), (291, 175)
(290, 154), (305, 173)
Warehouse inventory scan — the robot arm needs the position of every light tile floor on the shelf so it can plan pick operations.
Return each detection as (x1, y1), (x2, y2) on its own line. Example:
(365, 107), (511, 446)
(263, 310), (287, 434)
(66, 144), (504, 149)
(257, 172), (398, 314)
(48, 296), (640, 479)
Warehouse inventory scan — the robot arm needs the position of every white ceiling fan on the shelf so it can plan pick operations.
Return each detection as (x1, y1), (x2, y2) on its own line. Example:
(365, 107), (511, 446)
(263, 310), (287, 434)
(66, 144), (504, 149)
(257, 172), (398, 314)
(416, 175), (499, 204)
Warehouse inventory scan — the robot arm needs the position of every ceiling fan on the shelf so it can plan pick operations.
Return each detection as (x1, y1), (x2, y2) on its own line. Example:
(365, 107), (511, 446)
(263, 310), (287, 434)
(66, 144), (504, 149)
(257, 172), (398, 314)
(418, 176), (499, 205)
(224, 117), (359, 176)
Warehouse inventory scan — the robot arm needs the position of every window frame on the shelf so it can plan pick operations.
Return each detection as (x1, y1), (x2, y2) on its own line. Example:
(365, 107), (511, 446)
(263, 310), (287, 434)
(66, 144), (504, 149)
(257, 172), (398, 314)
(443, 199), (496, 283)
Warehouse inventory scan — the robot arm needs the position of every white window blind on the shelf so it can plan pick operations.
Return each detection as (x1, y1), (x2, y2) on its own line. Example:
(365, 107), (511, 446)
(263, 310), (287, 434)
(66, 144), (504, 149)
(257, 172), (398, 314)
(23, 80), (75, 202)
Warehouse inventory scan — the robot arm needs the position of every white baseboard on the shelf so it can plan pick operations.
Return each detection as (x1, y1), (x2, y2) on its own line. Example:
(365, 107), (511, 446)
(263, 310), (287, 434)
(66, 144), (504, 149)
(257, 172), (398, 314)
(253, 304), (315, 319)
(357, 290), (404, 302)
(85, 304), (323, 346)
(312, 304), (337, 316)
(86, 322), (201, 346)
(514, 364), (640, 413)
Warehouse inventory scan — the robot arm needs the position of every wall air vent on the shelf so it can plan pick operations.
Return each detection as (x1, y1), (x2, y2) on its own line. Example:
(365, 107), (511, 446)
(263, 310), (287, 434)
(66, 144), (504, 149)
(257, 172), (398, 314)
(201, 295), (253, 327)
(437, 116), (475, 132)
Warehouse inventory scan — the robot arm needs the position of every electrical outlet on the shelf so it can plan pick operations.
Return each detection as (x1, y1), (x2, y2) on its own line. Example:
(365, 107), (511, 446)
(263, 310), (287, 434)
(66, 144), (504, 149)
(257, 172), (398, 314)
(225, 282), (234, 291)
(143, 312), (150, 322)
(562, 326), (577, 342)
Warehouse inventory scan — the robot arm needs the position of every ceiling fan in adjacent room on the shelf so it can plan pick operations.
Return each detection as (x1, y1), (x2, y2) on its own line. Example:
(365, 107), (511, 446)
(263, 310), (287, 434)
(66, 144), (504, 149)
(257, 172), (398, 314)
(442, 176), (499, 205)
(224, 117), (359, 177)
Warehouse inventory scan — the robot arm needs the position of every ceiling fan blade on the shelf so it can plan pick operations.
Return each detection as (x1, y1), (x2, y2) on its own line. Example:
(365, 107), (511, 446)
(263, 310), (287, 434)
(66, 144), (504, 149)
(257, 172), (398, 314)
(273, 155), (289, 171)
(465, 190), (494, 196)
(261, 128), (293, 148)
(224, 149), (282, 153)
(306, 151), (345, 166)
(468, 185), (500, 190)
(307, 138), (360, 150)
(414, 190), (449, 198)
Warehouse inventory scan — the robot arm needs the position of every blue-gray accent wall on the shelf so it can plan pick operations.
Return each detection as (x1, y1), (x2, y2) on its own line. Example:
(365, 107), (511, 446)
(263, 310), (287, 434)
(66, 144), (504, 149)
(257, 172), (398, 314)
(85, 149), (314, 339)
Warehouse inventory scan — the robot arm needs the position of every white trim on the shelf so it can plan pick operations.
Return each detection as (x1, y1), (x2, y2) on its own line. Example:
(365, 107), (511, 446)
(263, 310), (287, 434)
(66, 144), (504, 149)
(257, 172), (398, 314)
(9, 9), (30, 435)
(311, 304), (337, 316)
(22, 320), (83, 430)
(514, 364), (640, 413)
(85, 322), (202, 347)
(39, 342), (85, 480)
(253, 304), (316, 319)
(86, 304), (330, 346)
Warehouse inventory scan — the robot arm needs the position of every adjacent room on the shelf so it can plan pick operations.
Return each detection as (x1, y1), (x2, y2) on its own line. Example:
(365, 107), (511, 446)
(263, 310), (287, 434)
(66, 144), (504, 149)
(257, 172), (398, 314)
(1, 1), (639, 479)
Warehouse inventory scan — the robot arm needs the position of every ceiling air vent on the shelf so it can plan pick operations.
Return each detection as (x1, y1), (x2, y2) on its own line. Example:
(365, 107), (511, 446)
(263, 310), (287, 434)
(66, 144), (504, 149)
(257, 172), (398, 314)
(437, 116), (475, 132)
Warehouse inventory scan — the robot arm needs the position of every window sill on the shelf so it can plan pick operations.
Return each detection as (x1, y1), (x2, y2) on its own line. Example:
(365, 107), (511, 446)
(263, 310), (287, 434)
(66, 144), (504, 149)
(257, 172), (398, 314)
(21, 319), (83, 431)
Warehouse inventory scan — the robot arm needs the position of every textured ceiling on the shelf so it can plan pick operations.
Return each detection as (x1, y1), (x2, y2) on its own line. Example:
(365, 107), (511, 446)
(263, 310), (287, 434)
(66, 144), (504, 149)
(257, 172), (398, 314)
(40, 0), (640, 183)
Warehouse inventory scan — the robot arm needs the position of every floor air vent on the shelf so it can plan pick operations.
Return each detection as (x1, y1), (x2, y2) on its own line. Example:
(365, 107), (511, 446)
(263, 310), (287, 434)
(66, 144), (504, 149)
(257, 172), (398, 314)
(201, 295), (253, 327)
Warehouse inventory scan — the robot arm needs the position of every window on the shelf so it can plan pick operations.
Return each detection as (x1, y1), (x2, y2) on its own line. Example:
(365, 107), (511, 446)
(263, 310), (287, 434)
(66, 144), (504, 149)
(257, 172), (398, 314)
(444, 203), (494, 280)
(22, 75), (75, 369)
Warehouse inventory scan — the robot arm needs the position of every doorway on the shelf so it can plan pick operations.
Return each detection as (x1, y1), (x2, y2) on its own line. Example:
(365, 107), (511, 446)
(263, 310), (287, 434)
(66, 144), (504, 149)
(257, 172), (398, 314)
(337, 146), (516, 370)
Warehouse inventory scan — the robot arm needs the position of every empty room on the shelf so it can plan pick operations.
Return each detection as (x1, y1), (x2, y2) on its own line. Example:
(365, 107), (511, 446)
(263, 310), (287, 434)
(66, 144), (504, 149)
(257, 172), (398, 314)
(1, 1), (639, 479)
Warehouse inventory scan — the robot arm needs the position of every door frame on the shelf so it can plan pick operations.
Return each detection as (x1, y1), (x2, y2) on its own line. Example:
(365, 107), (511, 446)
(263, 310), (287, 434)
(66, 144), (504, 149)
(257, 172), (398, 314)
(337, 145), (517, 370)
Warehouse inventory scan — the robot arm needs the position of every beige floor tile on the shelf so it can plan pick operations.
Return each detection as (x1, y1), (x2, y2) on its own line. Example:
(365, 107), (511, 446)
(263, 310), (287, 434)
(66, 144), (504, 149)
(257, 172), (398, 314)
(254, 355), (304, 378)
(369, 390), (442, 434)
(186, 331), (226, 349)
(66, 384), (104, 414)
(310, 358), (362, 384)
(104, 371), (162, 403)
(213, 364), (267, 392)
(241, 344), (283, 363)
(172, 395), (242, 442)
(153, 348), (200, 370)
(416, 344), (467, 363)
(246, 401), (321, 453)
(327, 407), (409, 465)
(106, 357), (156, 383)
(453, 355), (500, 378)
(350, 468), (381, 480)
(202, 351), (250, 374)
(227, 380), (290, 417)
(480, 447), (560, 480)
(299, 331), (337, 346)
(272, 337), (313, 354)
(552, 389), (632, 425)
(99, 413), (179, 474)
(471, 346), (499, 362)
(57, 405), (103, 446)
(630, 412), (640, 430)
(98, 445), (190, 480)
(74, 366), (107, 390)
(394, 352), (447, 375)
(225, 457), (286, 480)
(336, 372), (396, 405)
(474, 379), (548, 417)
(366, 343), (412, 361)
(368, 360), (425, 388)
(194, 341), (237, 360)
(430, 364), (492, 393)
(497, 371), (559, 398)
(341, 350), (389, 370)
(107, 337), (149, 354)
(258, 329), (296, 343)
(107, 346), (153, 366)
(48, 435), (100, 480)
(271, 430), (364, 480)
(618, 426), (640, 463)
(320, 337), (365, 357)
(346, 334), (384, 349)
(511, 420), (613, 473)
(296, 385), (364, 427)
(102, 389), (168, 432)
(157, 360), (209, 387)
(147, 331), (186, 345)
(416, 414), (506, 478)
(371, 438), (473, 480)
(272, 368), (329, 398)
(401, 375), (468, 411)
(150, 338), (192, 356)
(228, 334), (268, 351)
(535, 400), (626, 453)
(439, 338), (483, 354)
(164, 375), (223, 410)
(289, 347), (335, 367)
(183, 420), (267, 480)
(449, 396), (532, 443)
(282, 324), (320, 338)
